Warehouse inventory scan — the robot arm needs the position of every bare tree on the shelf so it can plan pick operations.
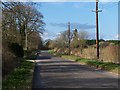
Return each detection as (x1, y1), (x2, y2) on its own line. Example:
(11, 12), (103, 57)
(78, 30), (89, 54)
(2, 2), (45, 48)
(71, 29), (79, 48)
(55, 30), (73, 49)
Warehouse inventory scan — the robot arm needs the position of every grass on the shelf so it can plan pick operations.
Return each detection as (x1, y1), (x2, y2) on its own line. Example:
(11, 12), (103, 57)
(61, 55), (81, 61)
(24, 50), (37, 60)
(48, 50), (63, 57)
(48, 50), (55, 54)
(2, 60), (35, 90)
(61, 55), (120, 74)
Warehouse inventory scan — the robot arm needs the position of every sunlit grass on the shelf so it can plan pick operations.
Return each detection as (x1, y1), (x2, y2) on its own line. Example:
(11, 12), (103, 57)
(2, 60), (34, 90)
(61, 55), (120, 74)
(61, 55), (80, 61)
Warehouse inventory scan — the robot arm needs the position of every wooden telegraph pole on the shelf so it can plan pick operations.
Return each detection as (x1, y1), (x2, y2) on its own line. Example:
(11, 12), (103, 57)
(68, 22), (71, 56)
(92, 0), (102, 59)
(96, 0), (99, 59)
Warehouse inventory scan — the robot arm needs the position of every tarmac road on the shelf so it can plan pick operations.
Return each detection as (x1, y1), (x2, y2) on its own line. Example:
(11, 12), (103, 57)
(32, 51), (119, 90)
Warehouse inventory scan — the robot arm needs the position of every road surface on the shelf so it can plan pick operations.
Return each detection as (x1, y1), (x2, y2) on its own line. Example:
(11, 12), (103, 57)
(32, 51), (119, 90)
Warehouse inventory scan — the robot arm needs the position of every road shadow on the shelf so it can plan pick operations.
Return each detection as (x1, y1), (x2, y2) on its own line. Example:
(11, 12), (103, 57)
(32, 51), (119, 89)
(32, 64), (46, 89)
(36, 55), (52, 60)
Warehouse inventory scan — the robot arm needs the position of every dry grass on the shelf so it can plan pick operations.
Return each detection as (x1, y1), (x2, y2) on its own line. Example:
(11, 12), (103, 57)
(82, 47), (96, 59)
(55, 45), (120, 64)
(75, 45), (120, 64)
(100, 45), (119, 63)
(54, 45), (120, 63)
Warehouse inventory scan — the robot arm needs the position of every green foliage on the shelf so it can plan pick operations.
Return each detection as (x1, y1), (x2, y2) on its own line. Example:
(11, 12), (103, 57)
(2, 60), (34, 90)
(24, 49), (37, 60)
(86, 39), (105, 46)
(48, 50), (55, 54)
(49, 50), (64, 57)
(72, 29), (79, 48)
(76, 59), (120, 72)
(106, 40), (120, 45)
(9, 43), (24, 57)
(24, 49), (32, 56)
(86, 40), (96, 45)
(71, 30), (89, 48)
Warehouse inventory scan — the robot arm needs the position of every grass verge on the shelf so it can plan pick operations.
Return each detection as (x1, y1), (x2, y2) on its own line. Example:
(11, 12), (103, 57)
(61, 55), (120, 74)
(2, 60), (35, 90)
(48, 50), (63, 57)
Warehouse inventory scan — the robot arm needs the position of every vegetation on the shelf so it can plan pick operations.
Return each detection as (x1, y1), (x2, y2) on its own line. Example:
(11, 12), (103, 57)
(46, 29), (120, 64)
(2, 1), (120, 89)
(2, 2), (45, 49)
(2, 1), (45, 77)
(61, 55), (120, 74)
(106, 40), (120, 45)
(49, 50), (120, 74)
(8, 43), (24, 57)
(47, 28), (120, 75)
(2, 60), (34, 90)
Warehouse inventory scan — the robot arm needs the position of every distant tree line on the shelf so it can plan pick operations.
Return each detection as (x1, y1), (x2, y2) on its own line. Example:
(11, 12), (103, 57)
(45, 29), (120, 53)
(106, 40), (120, 45)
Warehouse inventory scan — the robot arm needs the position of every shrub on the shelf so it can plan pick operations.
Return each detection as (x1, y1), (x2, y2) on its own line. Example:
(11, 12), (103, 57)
(106, 40), (120, 45)
(24, 49), (32, 56)
(2, 41), (23, 77)
(9, 43), (24, 57)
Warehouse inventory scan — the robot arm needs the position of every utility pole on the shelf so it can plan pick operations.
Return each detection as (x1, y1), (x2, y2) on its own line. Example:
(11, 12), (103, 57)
(96, 0), (99, 59)
(68, 22), (71, 56)
(92, 0), (102, 59)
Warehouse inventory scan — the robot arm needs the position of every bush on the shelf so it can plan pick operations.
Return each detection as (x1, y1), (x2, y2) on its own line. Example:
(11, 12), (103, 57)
(9, 43), (24, 57)
(24, 50), (32, 56)
(86, 40), (96, 45)
(106, 40), (120, 45)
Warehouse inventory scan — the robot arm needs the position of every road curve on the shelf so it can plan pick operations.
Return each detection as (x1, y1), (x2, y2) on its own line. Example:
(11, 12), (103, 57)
(32, 51), (119, 90)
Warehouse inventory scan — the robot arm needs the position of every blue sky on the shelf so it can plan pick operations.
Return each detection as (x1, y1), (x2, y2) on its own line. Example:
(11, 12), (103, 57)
(38, 1), (119, 40)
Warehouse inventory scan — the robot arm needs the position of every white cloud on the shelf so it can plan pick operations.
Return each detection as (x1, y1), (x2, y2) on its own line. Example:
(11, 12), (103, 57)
(56, 32), (61, 35)
(44, 32), (48, 35)
(114, 34), (120, 40)
(50, 22), (96, 30)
